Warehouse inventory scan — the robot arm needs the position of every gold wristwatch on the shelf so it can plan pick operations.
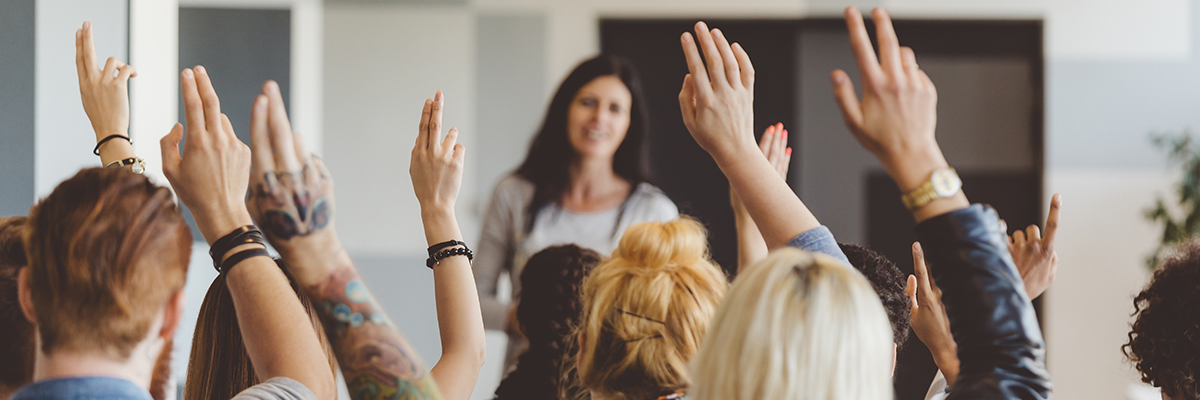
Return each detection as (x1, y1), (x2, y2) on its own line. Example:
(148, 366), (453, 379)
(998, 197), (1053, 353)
(901, 167), (961, 211)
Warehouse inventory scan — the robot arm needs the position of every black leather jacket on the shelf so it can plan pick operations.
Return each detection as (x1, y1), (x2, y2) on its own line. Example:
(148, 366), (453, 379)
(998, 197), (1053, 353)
(915, 205), (1053, 400)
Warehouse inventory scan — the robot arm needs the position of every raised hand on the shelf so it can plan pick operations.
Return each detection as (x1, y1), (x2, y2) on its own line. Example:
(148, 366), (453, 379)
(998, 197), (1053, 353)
(160, 66), (253, 243)
(907, 241), (960, 385)
(245, 80), (341, 280)
(1006, 194), (1062, 299)
(678, 21), (757, 161)
(76, 21), (137, 164)
(410, 90), (465, 217)
(831, 7), (965, 221)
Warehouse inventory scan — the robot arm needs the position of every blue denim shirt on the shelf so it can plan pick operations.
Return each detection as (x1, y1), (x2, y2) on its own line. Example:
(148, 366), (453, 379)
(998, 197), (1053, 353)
(11, 377), (151, 400)
(785, 225), (850, 265)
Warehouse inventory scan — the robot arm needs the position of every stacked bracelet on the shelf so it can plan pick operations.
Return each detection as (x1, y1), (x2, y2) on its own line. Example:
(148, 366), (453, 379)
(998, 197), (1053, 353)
(426, 240), (473, 269)
(209, 225), (269, 273)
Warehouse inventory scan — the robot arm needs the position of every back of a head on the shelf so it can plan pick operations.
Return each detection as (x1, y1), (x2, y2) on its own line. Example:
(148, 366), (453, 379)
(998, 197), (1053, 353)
(185, 261), (336, 400)
(0, 217), (34, 395)
(1125, 240), (1200, 400)
(838, 243), (911, 346)
(25, 167), (191, 358)
(494, 245), (601, 400)
(576, 218), (727, 400)
(690, 248), (894, 400)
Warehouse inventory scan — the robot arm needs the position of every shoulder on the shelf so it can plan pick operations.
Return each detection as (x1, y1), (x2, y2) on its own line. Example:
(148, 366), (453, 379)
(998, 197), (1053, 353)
(231, 377), (316, 400)
(492, 174), (535, 203)
(628, 182), (678, 217)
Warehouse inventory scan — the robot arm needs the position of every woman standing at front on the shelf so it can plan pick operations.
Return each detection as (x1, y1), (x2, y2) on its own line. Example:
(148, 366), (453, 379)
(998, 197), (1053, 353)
(475, 55), (678, 369)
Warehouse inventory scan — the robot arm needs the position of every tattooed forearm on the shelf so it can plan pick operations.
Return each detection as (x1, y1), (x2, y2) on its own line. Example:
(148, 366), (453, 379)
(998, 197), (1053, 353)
(310, 266), (444, 400)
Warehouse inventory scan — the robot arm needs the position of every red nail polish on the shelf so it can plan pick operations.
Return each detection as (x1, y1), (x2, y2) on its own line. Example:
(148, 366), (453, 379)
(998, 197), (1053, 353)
(785, 147), (792, 155)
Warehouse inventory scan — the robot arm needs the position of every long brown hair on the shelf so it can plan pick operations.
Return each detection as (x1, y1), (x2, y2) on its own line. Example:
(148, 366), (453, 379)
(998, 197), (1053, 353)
(0, 216), (34, 395)
(184, 261), (336, 400)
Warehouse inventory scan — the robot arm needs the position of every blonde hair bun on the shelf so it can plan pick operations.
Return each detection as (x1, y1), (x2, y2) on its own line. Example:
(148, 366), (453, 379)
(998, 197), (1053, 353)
(611, 218), (709, 270)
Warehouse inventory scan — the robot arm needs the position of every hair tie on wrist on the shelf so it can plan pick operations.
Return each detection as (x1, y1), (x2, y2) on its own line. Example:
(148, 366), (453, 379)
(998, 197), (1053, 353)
(94, 134), (131, 155)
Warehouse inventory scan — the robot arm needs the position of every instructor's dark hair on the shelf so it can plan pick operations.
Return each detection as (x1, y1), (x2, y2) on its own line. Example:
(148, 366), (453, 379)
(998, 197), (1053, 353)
(1124, 240), (1200, 400)
(493, 245), (601, 400)
(514, 54), (652, 233)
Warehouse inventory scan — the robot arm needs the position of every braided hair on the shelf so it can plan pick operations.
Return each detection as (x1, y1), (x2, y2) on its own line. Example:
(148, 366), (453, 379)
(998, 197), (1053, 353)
(494, 245), (601, 400)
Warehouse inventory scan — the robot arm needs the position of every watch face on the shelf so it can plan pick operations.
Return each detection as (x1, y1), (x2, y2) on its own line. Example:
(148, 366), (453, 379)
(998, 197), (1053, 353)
(931, 169), (962, 196)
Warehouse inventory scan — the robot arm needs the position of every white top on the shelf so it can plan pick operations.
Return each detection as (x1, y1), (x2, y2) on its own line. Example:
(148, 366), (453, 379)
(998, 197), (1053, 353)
(474, 174), (679, 332)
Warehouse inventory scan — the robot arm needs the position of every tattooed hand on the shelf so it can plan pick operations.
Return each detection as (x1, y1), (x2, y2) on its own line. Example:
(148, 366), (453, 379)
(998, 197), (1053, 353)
(246, 80), (346, 281)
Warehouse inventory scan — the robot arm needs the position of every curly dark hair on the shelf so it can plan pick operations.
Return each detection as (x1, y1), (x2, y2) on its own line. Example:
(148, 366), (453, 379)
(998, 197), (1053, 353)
(838, 243), (912, 345)
(494, 244), (601, 400)
(1124, 240), (1200, 400)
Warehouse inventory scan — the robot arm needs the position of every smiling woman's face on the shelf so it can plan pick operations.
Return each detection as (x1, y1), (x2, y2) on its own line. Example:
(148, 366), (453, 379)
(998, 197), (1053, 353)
(566, 75), (632, 161)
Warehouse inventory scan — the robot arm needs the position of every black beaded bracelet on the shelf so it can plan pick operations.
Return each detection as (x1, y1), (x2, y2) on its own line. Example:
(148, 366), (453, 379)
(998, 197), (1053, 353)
(94, 134), (131, 155)
(427, 240), (466, 256)
(219, 247), (272, 274)
(426, 246), (473, 269)
(209, 225), (265, 271)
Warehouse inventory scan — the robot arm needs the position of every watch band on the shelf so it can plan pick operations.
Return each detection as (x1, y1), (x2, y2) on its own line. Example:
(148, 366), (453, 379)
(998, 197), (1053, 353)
(901, 168), (960, 211)
(902, 181), (939, 210)
(104, 157), (146, 174)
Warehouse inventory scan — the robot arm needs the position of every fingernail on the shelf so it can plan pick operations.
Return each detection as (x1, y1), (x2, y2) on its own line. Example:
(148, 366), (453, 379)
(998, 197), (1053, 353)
(183, 68), (193, 78)
(682, 33), (692, 43)
(782, 129), (788, 140)
(267, 81), (279, 94)
(256, 96), (267, 109)
(913, 242), (922, 253)
(435, 91), (443, 102)
(833, 74), (845, 83)
(84, 21), (90, 31)
(76, 30), (81, 39)
(195, 65), (206, 75)
(785, 147), (792, 155)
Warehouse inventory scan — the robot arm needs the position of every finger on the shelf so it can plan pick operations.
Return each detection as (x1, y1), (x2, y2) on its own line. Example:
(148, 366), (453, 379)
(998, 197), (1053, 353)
(731, 42), (755, 88)
(159, 123), (184, 178)
(710, 28), (741, 88)
(900, 46), (919, 79)
(418, 98), (433, 150)
(693, 22), (728, 88)
(116, 64), (137, 82)
(758, 125), (774, 155)
(180, 68), (206, 134)
(103, 57), (121, 80)
(249, 95), (275, 173)
(1013, 229), (1026, 244)
(1044, 193), (1062, 248)
(680, 32), (714, 101)
(221, 113), (237, 143)
(75, 29), (87, 81)
(1026, 224), (1042, 241)
(782, 147), (792, 178)
(428, 90), (444, 150)
(843, 6), (883, 83)
(912, 242), (935, 299)
(263, 80), (299, 171)
(775, 127), (788, 164)
(872, 8), (903, 77)
(905, 275), (918, 312)
(293, 131), (312, 174)
(81, 22), (98, 78)
(452, 143), (466, 166)
(443, 127), (460, 152)
(831, 70), (864, 130)
(192, 66), (224, 136)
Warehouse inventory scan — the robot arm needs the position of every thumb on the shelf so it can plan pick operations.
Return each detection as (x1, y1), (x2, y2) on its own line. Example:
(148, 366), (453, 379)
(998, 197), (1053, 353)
(160, 123), (184, 178)
(678, 74), (697, 127)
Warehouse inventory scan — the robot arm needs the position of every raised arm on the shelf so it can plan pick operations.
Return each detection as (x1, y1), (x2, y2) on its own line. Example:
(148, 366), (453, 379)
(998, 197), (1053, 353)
(245, 81), (445, 400)
(161, 71), (336, 399)
(75, 21), (137, 167)
(414, 91), (487, 400)
(677, 23), (819, 250)
(831, 6), (1050, 399)
(732, 123), (791, 272)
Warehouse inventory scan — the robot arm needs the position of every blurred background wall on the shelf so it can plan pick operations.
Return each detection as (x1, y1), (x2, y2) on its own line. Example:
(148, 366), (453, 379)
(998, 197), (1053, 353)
(2, 0), (1195, 399)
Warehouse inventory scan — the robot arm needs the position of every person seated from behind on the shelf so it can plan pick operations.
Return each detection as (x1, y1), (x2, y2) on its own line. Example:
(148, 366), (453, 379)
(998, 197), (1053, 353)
(572, 218), (728, 400)
(1124, 240), (1200, 400)
(678, 6), (1051, 398)
(492, 245), (601, 400)
(0, 217), (34, 400)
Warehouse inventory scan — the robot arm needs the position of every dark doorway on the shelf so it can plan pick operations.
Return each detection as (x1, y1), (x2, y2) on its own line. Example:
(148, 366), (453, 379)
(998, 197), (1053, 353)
(601, 18), (1043, 400)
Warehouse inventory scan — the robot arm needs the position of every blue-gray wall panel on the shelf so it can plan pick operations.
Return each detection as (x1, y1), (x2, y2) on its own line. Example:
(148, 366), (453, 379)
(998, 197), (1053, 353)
(0, 0), (37, 216)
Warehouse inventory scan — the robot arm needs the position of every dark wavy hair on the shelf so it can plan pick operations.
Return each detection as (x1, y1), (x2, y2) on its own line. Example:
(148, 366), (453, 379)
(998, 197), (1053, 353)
(493, 245), (602, 400)
(838, 243), (912, 346)
(1124, 240), (1200, 400)
(0, 216), (34, 394)
(514, 54), (652, 233)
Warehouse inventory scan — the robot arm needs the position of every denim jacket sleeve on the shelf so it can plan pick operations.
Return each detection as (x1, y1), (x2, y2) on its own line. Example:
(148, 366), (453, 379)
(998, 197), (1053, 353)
(914, 205), (1052, 400)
